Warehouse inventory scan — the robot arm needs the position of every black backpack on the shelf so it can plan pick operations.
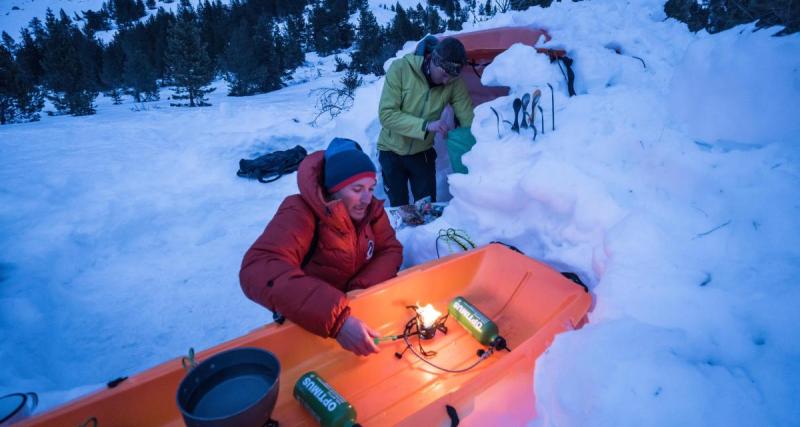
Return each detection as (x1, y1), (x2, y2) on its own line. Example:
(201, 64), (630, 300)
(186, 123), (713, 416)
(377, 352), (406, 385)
(237, 145), (308, 183)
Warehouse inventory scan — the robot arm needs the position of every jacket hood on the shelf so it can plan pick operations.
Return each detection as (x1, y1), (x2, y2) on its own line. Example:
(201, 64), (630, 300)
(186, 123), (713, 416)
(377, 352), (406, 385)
(297, 151), (385, 231)
(399, 53), (426, 83)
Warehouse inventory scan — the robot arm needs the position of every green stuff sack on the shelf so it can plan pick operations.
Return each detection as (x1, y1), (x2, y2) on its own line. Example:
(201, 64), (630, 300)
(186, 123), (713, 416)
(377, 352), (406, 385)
(446, 127), (477, 174)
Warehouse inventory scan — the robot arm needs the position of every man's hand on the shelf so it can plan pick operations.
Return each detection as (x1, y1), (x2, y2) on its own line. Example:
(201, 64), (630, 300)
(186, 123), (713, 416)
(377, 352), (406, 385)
(336, 315), (380, 356)
(426, 119), (450, 136)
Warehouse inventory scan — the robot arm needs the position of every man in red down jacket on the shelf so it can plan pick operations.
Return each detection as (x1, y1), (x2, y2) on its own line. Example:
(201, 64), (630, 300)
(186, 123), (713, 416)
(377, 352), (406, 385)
(240, 138), (403, 356)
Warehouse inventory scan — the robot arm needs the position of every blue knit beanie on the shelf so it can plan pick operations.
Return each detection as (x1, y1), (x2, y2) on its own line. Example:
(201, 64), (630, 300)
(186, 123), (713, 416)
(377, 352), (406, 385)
(324, 138), (376, 193)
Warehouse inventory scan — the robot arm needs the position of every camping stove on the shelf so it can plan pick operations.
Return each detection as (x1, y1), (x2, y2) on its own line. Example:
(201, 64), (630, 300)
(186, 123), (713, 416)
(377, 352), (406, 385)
(414, 304), (448, 340)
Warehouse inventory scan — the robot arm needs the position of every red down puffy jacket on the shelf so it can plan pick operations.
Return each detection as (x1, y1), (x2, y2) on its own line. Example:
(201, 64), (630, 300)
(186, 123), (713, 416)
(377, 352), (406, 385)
(239, 151), (403, 338)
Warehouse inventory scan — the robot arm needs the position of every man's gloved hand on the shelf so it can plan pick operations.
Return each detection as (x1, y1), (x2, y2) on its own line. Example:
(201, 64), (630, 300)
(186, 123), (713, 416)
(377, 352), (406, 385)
(336, 315), (380, 356)
(426, 119), (450, 136)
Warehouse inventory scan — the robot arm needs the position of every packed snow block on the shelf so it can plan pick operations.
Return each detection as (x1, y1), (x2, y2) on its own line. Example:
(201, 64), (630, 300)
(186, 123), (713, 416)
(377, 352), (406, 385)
(447, 127), (478, 174)
(480, 43), (564, 95)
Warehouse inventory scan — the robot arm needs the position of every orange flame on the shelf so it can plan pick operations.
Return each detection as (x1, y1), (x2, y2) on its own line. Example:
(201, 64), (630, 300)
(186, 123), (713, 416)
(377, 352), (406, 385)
(416, 303), (442, 328)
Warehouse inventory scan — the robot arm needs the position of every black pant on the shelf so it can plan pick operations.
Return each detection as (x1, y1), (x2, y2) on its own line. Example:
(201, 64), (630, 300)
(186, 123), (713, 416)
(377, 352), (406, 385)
(379, 148), (437, 207)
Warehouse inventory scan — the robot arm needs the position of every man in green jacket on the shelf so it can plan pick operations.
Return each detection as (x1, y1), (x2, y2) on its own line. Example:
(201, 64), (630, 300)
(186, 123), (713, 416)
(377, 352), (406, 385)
(377, 36), (474, 207)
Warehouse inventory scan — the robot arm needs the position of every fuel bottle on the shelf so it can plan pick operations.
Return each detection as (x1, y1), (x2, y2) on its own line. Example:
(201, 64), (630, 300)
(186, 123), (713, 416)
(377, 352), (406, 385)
(448, 296), (508, 351)
(294, 371), (360, 427)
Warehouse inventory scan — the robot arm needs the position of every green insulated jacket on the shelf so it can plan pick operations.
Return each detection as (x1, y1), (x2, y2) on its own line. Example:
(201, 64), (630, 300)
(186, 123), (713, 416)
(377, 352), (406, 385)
(377, 53), (474, 156)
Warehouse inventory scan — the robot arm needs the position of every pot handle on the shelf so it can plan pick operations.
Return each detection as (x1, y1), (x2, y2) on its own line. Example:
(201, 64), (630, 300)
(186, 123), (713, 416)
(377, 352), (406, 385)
(181, 348), (197, 371)
(78, 416), (98, 427)
(25, 392), (38, 412)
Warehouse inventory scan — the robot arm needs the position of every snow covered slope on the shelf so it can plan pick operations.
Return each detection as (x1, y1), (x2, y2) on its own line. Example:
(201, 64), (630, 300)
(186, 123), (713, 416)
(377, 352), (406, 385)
(2, 0), (106, 34)
(1, 0), (799, 425)
(0, 0), (419, 36)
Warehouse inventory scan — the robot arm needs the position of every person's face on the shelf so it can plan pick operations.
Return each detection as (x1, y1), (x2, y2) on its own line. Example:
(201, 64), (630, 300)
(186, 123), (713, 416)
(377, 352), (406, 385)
(430, 63), (459, 85)
(332, 176), (377, 221)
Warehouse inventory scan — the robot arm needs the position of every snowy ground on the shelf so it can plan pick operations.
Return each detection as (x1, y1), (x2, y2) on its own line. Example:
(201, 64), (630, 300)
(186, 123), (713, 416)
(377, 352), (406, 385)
(2, 0), (799, 425)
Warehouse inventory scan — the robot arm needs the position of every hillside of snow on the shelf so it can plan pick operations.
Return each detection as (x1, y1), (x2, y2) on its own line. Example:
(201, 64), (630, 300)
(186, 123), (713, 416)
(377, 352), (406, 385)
(2, 0), (799, 425)
(1, 0), (420, 38)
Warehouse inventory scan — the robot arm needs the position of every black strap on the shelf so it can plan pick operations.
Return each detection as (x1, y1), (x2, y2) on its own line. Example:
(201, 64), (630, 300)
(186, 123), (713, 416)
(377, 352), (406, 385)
(256, 158), (303, 183)
(467, 60), (491, 78)
(559, 56), (576, 97)
(301, 219), (320, 268)
(107, 376), (127, 388)
(490, 241), (524, 254)
(561, 272), (589, 293)
(446, 405), (460, 426)
(257, 172), (284, 183)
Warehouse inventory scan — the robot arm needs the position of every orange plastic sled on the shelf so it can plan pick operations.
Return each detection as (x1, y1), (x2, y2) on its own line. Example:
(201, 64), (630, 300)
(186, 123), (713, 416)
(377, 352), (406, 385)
(23, 244), (592, 426)
(445, 27), (568, 106)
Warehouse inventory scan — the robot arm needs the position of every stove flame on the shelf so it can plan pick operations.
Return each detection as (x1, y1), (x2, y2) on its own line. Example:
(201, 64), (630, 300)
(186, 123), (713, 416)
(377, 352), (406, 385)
(416, 303), (442, 329)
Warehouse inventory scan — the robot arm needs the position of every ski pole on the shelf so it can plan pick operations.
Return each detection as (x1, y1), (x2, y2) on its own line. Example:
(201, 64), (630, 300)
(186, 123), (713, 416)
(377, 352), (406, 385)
(491, 107), (501, 138)
(539, 105), (545, 134)
(547, 83), (554, 131)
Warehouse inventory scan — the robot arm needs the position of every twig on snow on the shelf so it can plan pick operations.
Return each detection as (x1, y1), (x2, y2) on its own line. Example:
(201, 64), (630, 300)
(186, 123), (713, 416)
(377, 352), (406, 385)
(694, 220), (731, 239)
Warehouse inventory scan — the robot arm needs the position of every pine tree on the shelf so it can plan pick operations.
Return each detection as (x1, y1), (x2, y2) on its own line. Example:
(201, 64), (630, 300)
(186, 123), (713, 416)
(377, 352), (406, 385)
(663, 0), (799, 35)
(483, 0), (494, 16)
(310, 0), (354, 55)
(198, 0), (229, 70)
(510, 0), (553, 11)
(120, 25), (159, 102)
(351, 7), (386, 75)
(146, 0), (156, 10)
(82, 9), (112, 35)
(346, 0), (365, 15)
(16, 23), (45, 85)
(424, 5), (444, 34)
(664, 0), (709, 32)
(446, 2), (466, 30)
(40, 9), (99, 115)
(101, 39), (126, 103)
(111, 0), (146, 27)
(125, 47), (160, 101)
(1, 32), (14, 54)
(0, 41), (19, 124)
(275, 0), (308, 17)
(389, 4), (420, 46)
(706, 0), (761, 33)
(223, 16), (283, 96)
(135, 0), (146, 17)
(165, 0), (215, 106)
(259, 18), (284, 91)
(223, 18), (261, 96)
(145, 8), (176, 79)
(284, 14), (306, 69)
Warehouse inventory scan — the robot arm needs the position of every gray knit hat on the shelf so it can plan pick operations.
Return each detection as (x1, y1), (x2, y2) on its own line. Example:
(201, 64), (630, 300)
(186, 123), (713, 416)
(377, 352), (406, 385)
(432, 37), (467, 76)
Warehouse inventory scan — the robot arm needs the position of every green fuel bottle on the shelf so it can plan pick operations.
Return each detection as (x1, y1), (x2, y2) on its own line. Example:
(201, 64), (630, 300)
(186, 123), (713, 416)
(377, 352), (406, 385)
(294, 371), (361, 427)
(448, 296), (508, 350)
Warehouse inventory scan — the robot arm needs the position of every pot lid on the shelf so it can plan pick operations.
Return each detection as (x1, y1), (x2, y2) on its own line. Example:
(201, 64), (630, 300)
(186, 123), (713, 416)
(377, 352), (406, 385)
(0, 394), (25, 422)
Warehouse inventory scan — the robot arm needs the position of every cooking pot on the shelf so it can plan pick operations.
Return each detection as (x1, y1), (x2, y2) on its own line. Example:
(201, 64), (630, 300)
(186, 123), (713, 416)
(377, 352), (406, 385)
(176, 347), (280, 427)
(0, 392), (38, 426)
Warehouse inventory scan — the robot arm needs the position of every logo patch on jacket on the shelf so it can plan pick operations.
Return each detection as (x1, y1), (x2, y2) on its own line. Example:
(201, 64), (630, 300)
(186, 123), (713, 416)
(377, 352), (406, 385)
(366, 240), (374, 261)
